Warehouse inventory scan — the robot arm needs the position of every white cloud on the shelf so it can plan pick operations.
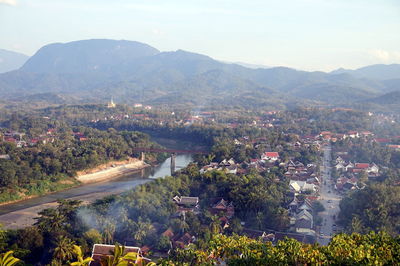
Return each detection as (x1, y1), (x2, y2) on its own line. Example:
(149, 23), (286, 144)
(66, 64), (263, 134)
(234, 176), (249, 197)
(0, 0), (17, 6)
(368, 49), (400, 63)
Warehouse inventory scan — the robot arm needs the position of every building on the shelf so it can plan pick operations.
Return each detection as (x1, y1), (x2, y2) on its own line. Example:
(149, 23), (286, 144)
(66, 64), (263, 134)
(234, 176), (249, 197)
(107, 97), (116, 108)
(90, 244), (151, 265)
(261, 152), (280, 162)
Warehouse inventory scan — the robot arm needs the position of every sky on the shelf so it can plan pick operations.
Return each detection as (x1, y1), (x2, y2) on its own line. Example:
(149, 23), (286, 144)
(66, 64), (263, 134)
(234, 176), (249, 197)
(0, 0), (399, 71)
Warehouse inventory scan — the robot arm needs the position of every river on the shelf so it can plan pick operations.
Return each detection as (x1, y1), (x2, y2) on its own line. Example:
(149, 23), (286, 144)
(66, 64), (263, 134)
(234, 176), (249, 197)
(0, 154), (193, 229)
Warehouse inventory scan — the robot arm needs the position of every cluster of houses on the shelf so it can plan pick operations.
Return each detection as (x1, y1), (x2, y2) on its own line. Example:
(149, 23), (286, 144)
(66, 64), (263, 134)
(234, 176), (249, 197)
(285, 161), (319, 240)
(288, 198), (316, 237)
(200, 158), (240, 174)
(373, 136), (400, 150)
(0, 129), (57, 148)
(0, 128), (93, 148)
(158, 196), (236, 250)
(333, 156), (379, 192)
(287, 161), (320, 194)
(199, 150), (286, 176)
(316, 130), (374, 142)
(198, 148), (321, 244)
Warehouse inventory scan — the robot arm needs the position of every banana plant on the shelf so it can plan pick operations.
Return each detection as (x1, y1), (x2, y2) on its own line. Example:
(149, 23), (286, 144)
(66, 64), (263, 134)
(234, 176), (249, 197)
(0, 251), (20, 266)
(70, 245), (93, 266)
(100, 244), (138, 266)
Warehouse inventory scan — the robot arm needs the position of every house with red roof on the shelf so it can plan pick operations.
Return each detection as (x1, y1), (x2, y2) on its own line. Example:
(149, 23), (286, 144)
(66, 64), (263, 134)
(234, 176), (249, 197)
(374, 138), (390, 144)
(209, 198), (235, 218)
(355, 163), (369, 169)
(262, 152), (280, 162)
(388, 144), (400, 151)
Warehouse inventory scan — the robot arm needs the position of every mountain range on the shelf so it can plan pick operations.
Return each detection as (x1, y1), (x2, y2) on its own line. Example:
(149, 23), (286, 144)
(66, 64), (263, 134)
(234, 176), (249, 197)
(0, 39), (399, 111)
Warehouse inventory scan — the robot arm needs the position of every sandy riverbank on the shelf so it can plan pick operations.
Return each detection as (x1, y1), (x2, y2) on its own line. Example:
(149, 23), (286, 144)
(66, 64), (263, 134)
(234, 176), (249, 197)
(76, 158), (149, 184)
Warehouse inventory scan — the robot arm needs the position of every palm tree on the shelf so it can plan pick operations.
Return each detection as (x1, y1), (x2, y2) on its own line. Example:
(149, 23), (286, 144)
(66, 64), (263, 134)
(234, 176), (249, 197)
(133, 219), (154, 244)
(210, 215), (222, 235)
(101, 220), (116, 244)
(255, 211), (264, 230)
(35, 208), (65, 233)
(53, 235), (75, 263)
(0, 251), (20, 266)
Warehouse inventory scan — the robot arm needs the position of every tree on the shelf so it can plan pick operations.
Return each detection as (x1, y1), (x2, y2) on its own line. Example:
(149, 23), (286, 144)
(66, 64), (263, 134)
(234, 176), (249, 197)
(209, 215), (222, 235)
(156, 235), (171, 252)
(84, 229), (102, 246)
(350, 216), (364, 234)
(52, 235), (75, 264)
(35, 200), (81, 235)
(133, 219), (154, 245)
(312, 201), (325, 213)
(16, 226), (44, 262)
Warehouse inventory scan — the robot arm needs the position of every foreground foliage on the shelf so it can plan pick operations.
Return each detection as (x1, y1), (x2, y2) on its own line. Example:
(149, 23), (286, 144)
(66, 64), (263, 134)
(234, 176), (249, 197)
(164, 232), (400, 265)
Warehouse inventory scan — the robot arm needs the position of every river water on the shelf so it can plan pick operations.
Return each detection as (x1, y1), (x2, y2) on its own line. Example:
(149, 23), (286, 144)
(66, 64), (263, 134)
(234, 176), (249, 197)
(0, 154), (193, 216)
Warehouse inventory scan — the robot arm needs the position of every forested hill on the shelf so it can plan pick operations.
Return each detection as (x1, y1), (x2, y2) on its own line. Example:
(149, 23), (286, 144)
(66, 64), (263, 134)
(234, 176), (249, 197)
(21, 39), (160, 74)
(0, 39), (399, 111)
(364, 90), (400, 105)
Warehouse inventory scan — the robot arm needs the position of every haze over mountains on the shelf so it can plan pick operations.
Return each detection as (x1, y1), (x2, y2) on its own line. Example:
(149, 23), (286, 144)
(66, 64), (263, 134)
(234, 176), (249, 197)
(0, 49), (29, 74)
(0, 39), (399, 110)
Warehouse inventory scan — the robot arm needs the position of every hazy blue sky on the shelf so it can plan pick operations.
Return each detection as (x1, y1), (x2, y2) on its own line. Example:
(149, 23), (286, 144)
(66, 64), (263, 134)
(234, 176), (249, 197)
(1, 0), (399, 71)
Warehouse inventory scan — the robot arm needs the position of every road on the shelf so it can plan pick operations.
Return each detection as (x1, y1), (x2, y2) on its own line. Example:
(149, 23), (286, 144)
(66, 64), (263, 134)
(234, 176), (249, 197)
(317, 143), (342, 245)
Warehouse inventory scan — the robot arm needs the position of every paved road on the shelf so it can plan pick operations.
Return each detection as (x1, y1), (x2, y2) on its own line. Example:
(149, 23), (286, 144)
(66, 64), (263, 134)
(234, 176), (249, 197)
(317, 143), (342, 245)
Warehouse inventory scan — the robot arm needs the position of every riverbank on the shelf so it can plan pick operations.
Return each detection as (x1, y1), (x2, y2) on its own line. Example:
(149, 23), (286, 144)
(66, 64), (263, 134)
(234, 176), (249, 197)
(0, 178), (80, 206)
(0, 158), (149, 207)
(76, 158), (149, 184)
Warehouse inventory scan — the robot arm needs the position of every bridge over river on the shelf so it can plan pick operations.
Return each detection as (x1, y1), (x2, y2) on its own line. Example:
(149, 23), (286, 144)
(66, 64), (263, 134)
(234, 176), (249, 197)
(134, 147), (208, 171)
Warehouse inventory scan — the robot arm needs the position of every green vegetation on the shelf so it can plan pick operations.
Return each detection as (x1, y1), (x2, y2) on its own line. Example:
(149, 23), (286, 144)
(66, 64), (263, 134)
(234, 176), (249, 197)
(164, 232), (400, 265)
(339, 184), (400, 235)
(333, 135), (400, 235)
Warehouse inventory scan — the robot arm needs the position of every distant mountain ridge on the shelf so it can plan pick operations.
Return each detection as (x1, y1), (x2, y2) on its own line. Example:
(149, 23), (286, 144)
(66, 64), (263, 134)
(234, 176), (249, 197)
(0, 49), (29, 73)
(0, 39), (400, 111)
(331, 64), (400, 80)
